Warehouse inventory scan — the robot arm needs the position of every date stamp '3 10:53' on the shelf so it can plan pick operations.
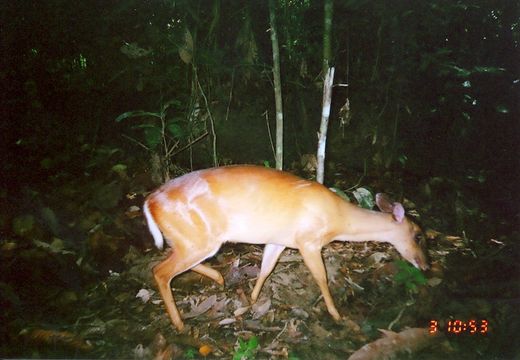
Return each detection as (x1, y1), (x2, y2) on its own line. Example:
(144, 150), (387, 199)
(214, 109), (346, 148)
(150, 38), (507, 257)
(429, 319), (489, 335)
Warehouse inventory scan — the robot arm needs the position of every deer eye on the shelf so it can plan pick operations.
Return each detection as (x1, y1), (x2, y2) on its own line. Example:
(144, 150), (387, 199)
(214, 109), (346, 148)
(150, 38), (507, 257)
(414, 233), (424, 243)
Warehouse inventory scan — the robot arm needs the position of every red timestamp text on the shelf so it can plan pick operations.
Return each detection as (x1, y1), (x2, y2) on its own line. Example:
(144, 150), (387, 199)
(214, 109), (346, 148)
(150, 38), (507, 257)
(429, 319), (488, 335)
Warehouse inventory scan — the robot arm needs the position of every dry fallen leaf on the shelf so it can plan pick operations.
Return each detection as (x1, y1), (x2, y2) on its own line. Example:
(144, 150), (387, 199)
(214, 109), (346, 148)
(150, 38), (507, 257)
(272, 272), (293, 286)
(135, 288), (153, 303)
(133, 343), (151, 359)
(218, 318), (236, 326)
(427, 277), (443, 287)
(251, 298), (271, 319)
(183, 295), (217, 319)
(290, 307), (309, 319)
(125, 205), (141, 218)
(286, 319), (303, 339)
(225, 258), (260, 286)
(234, 306), (250, 317)
(368, 252), (389, 266)
(310, 322), (332, 340)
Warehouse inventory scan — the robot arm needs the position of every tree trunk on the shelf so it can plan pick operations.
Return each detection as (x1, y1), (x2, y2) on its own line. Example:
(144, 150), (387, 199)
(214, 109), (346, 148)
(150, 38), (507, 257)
(317, 67), (335, 184)
(322, 0), (333, 75)
(269, 0), (284, 170)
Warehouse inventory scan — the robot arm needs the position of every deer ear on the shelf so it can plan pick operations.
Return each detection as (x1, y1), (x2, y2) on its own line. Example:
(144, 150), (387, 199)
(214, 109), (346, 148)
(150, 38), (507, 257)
(391, 203), (405, 223)
(376, 193), (405, 223)
(375, 193), (393, 212)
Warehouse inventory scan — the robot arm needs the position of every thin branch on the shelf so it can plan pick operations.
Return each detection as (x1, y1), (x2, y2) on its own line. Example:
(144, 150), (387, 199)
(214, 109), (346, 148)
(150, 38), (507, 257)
(388, 306), (406, 331)
(225, 68), (235, 122)
(164, 139), (181, 158)
(171, 131), (209, 157)
(121, 134), (149, 151)
(264, 110), (276, 160)
(160, 112), (168, 167)
(195, 68), (218, 167)
(345, 160), (367, 192)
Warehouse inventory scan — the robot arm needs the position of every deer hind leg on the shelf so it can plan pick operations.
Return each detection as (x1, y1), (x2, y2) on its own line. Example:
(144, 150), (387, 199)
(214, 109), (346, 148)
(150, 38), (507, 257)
(251, 244), (285, 302)
(191, 263), (224, 285)
(153, 245), (221, 331)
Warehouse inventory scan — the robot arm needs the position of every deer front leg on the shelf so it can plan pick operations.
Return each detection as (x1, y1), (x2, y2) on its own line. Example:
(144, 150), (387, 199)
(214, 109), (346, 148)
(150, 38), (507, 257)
(299, 243), (341, 320)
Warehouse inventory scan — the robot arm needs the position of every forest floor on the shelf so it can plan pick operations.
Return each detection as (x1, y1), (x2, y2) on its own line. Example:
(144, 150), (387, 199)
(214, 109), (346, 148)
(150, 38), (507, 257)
(1, 163), (518, 359)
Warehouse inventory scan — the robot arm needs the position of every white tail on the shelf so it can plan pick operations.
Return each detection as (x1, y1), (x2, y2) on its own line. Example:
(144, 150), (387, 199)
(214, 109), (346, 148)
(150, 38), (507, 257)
(144, 165), (428, 331)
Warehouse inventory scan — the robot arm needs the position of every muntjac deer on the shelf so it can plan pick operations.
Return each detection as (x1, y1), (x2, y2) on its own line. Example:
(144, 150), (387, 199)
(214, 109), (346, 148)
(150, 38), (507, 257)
(144, 165), (428, 331)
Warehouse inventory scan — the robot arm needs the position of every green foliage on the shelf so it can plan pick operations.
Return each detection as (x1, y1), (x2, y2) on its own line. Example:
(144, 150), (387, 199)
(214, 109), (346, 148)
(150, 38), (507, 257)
(393, 260), (427, 292)
(397, 154), (408, 167)
(85, 146), (123, 170)
(111, 163), (127, 174)
(288, 352), (301, 360)
(135, 124), (162, 148)
(496, 105), (509, 114)
(330, 187), (350, 202)
(12, 215), (35, 237)
(184, 348), (197, 359)
(33, 238), (75, 255)
(233, 336), (259, 360)
(444, 64), (506, 78)
(116, 99), (190, 181)
(352, 187), (375, 209)
(115, 100), (185, 151)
